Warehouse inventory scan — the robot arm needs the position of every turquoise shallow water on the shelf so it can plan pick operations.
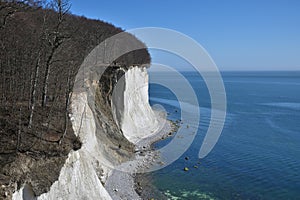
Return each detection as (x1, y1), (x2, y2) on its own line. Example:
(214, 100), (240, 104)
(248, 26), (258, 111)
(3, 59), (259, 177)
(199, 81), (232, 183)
(148, 71), (300, 200)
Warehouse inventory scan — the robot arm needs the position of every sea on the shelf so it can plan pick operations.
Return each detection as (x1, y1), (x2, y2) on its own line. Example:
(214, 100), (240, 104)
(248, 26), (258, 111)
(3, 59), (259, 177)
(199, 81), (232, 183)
(147, 71), (300, 200)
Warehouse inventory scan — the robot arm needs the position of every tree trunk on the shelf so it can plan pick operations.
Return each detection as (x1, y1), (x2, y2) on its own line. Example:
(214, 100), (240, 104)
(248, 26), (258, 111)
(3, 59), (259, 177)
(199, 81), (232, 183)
(28, 54), (41, 128)
(17, 107), (22, 151)
(41, 48), (55, 107)
(59, 67), (71, 145)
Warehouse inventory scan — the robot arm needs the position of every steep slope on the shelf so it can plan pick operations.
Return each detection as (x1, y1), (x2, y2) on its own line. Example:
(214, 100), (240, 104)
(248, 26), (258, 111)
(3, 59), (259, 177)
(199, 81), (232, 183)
(112, 67), (159, 143)
(0, 1), (152, 199)
(13, 65), (161, 199)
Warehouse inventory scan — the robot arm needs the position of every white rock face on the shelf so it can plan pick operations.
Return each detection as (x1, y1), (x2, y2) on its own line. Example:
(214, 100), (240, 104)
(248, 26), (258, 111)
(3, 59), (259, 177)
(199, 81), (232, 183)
(112, 67), (159, 143)
(13, 66), (159, 200)
(40, 93), (112, 200)
(13, 92), (113, 200)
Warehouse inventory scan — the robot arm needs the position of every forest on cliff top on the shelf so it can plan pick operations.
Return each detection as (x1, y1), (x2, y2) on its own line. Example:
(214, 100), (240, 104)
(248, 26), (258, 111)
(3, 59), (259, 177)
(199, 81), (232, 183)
(0, 0), (150, 198)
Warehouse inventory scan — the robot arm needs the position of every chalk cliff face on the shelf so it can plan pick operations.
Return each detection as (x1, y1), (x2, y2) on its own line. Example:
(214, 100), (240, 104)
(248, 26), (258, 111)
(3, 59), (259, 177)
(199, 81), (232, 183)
(112, 67), (159, 143)
(12, 66), (159, 200)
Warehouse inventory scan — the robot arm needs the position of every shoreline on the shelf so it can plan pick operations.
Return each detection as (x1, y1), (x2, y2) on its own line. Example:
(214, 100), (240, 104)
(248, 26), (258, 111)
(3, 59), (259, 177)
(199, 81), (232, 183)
(105, 116), (178, 199)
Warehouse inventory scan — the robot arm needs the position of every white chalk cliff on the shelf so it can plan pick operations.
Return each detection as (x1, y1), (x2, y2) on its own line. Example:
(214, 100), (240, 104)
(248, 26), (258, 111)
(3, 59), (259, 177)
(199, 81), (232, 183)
(12, 66), (160, 200)
(112, 67), (159, 143)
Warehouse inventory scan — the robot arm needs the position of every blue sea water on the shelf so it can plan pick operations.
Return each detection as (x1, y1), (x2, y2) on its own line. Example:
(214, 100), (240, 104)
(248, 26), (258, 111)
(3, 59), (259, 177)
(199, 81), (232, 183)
(148, 71), (300, 200)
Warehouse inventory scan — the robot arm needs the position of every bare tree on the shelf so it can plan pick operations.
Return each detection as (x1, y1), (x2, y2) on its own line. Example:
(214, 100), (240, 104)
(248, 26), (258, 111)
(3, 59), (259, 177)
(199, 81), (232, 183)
(59, 63), (73, 144)
(41, 0), (70, 107)
(28, 12), (47, 128)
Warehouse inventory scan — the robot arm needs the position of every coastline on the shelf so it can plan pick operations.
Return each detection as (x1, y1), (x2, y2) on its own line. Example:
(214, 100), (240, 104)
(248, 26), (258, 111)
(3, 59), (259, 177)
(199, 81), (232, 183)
(105, 115), (177, 199)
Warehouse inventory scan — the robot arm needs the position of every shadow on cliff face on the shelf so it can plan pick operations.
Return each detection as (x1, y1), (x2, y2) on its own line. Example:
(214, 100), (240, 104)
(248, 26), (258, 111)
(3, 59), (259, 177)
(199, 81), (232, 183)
(94, 65), (136, 164)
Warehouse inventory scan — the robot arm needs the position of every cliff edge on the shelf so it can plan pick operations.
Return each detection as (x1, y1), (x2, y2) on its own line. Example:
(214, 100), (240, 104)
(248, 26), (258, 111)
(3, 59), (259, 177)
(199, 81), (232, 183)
(0, 2), (156, 199)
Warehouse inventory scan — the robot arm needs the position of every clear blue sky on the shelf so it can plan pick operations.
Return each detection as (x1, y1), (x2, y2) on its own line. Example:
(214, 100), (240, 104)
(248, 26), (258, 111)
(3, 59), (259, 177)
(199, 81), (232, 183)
(70, 0), (300, 71)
